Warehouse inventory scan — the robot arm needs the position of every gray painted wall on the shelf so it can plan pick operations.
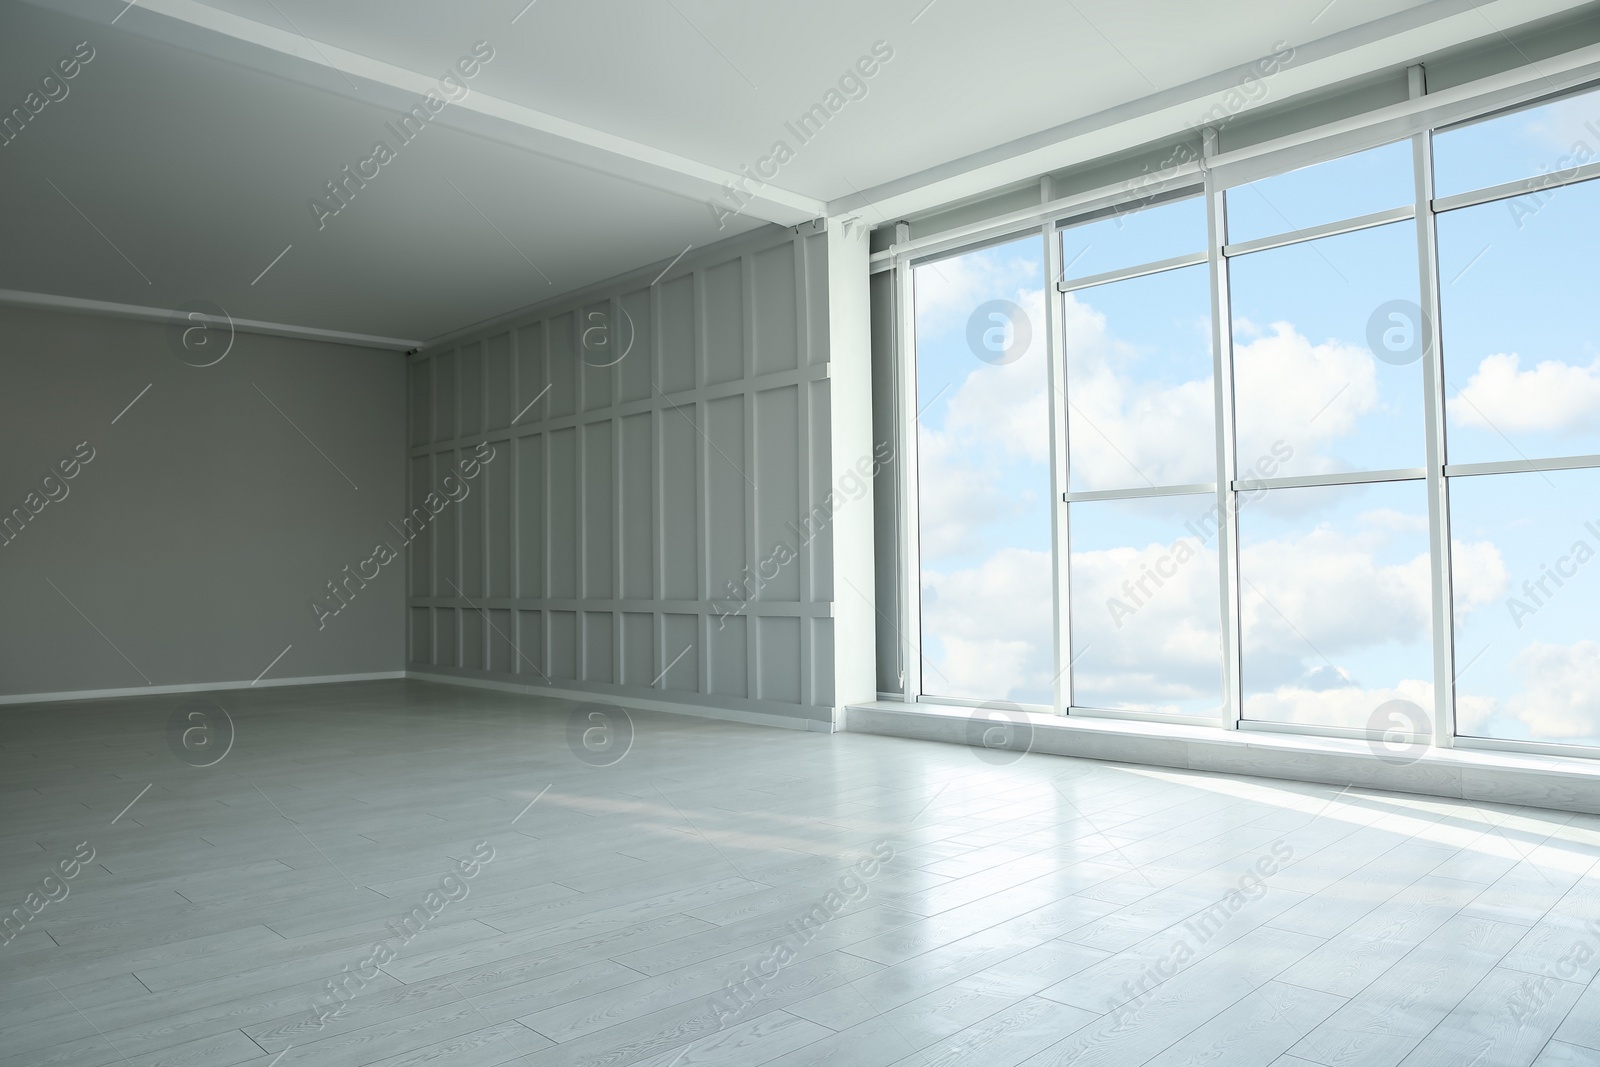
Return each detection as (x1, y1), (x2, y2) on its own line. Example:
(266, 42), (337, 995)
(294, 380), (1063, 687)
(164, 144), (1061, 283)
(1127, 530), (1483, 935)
(407, 223), (875, 726)
(0, 306), (406, 699)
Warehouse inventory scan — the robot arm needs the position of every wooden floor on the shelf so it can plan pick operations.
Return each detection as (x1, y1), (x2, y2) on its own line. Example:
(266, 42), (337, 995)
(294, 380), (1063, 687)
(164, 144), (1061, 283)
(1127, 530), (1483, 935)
(4, 680), (1600, 1067)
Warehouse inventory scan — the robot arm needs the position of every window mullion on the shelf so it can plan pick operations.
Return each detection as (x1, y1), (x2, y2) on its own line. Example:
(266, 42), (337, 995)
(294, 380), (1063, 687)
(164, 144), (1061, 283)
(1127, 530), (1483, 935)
(893, 242), (922, 704)
(1042, 196), (1073, 715)
(1412, 64), (1458, 750)
(1205, 127), (1244, 731)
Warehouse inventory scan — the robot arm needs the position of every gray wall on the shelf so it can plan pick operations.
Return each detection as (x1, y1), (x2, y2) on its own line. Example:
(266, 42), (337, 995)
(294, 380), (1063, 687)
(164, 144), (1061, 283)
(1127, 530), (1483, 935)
(0, 306), (406, 699)
(407, 223), (874, 726)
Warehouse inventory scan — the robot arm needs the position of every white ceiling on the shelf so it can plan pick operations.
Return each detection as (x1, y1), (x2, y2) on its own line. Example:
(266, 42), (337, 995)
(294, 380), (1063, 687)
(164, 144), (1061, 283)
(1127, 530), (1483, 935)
(168, 0), (1434, 198)
(0, 0), (1591, 342)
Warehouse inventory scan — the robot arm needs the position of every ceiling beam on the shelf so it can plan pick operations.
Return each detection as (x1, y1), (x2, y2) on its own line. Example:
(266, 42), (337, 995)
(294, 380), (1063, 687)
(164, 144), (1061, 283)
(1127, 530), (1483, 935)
(28, 0), (826, 228)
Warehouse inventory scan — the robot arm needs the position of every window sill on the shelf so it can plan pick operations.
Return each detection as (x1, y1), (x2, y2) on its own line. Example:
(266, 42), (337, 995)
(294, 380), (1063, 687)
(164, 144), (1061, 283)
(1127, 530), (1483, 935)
(844, 700), (1600, 816)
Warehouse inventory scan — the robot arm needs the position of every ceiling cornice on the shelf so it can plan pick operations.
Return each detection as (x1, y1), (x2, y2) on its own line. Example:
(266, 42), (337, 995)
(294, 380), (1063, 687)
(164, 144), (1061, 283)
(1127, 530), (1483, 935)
(0, 288), (423, 351)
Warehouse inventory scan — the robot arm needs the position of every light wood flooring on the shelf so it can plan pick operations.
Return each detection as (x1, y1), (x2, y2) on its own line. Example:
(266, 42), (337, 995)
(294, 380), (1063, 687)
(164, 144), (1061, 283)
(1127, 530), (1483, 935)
(3, 679), (1600, 1066)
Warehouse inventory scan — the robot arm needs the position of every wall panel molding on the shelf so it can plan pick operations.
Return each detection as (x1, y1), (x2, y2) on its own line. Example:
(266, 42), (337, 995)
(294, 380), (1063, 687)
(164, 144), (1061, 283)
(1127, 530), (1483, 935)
(408, 224), (868, 725)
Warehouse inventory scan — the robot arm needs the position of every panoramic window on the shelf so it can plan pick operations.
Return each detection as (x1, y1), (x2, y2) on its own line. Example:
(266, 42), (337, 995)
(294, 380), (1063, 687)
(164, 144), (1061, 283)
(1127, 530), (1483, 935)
(1068, 493), (1223, 717)
(1224, 143), (1432, 732)
(1451, 468), (1600, 747)
(1229, 222), (1424, 478)
(1225, 139), (1414, 244)
(1060, 195), (1221, 717)
(1434, 86), (1600, 753)
(1438, 175), (1600, 465)
(1433, 90), (1600, 198)
(1059, 195), (1208, 279)
(901, 82), (1600, 757)
(1238, 480), (1433, 730)
(912, 236), (1053, 706)
(1063, 264), (1216, 492)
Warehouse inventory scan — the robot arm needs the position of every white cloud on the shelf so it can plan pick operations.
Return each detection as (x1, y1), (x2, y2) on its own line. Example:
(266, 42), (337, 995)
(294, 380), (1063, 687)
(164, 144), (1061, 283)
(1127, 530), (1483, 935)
(921, 546), (1054, 703)
(915, 248), (1044, 343)
(1502, 640), (1600, 742)
(1232, 322), (1380, 474)
(1362, 508), (1429, 535)
(1061, 292), (1215, 489)
(1244, 678), (1434, 731)
(913, 241), (1054, 564)
(1239, 526), (1506, 695)
(915, 279), (1050, 561)
(1455, 691), (1500, 737)
(920, 484), (1518, 722)
(936, 288), (1052, 466)
(1240, 521), (1432, 677)
(1067, 535), (1224, 713)
(915, 428), (1041, 560)
(1065, 515), (1506, 710)
(1450, 538), (1511, 617)
(1449, 353), (1600, 435)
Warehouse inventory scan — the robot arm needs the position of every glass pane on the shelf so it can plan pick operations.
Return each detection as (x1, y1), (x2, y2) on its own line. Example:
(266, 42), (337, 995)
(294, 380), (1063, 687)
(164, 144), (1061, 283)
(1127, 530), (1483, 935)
(915, 236), (1054, 705)
(1451, 468), (1600, 747)
(1230, 222), (1424, 476)
(1225, 140), (1414, 244)
(1433, 88), (1600, 199)
(1239, 481), (1434, 729)
(1438, 177), (1600, 465)
(1065, 264), (1216, 492)
(1068, 495), (1223, 717)
(1059, 195), (1206, 282)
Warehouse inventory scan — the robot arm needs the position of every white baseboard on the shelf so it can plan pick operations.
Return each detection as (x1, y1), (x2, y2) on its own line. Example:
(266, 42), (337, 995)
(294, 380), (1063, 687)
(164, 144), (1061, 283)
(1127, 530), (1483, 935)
(405, 670), (836, 733)
(0, 671), (407, 706)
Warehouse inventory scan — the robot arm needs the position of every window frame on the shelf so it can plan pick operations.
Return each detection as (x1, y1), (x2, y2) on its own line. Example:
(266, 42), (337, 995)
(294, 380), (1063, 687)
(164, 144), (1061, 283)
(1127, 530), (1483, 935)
(888, 68), (1600, 761)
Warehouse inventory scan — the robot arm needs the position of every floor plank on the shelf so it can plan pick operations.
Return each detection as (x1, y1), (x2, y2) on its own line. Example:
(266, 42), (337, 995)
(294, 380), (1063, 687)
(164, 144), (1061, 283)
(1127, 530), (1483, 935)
(7, 679), (1600, 1067)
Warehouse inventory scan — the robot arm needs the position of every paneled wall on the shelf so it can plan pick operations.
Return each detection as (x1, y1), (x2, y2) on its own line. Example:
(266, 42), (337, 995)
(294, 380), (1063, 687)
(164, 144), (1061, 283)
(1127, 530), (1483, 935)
(407, 223), (873, 726)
